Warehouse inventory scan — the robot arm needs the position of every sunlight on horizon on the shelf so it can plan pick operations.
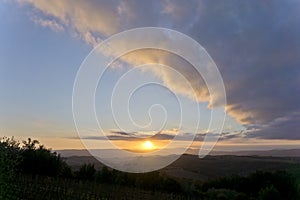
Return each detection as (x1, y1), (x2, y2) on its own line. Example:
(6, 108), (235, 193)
(142, 140), (154, 150)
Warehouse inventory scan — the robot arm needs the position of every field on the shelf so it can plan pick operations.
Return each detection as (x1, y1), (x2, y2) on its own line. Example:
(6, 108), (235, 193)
(3, 175), (189, 200)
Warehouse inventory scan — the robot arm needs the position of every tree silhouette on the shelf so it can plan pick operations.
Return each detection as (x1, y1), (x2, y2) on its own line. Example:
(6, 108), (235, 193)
(20, 138), (64, 177)
(76, 164), (96, 181)
(0, 137), (21, 198)
(258, 185), (280, 200)
(22, 138), (39, 150)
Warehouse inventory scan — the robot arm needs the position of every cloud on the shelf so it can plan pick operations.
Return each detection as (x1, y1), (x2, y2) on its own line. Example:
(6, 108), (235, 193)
(31, 16), (64, 32)
(116, 49), (210, 103)
(185, 0), (300, 139)
(79, 133), (174, 141)
(188, 0), (300, 123)
(161, 0), (202, 31)
(15, 0), (300, 140)
(79, 129), (242, 142)
(245, 112), (300, 140)
(15, 0), (213, 105)
(110, 129), (178, 141)
(18, 0), (122, 46)
(110, 130), (132, 136)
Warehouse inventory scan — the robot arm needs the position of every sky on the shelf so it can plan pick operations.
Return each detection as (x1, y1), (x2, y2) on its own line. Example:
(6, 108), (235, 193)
(0, 0), (299, 151)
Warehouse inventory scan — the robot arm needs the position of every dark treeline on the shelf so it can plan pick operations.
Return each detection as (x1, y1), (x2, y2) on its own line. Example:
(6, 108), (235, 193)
(0, 137), (185, 199)
(1, 137), (300, 200)
(197, 170), (300, 200)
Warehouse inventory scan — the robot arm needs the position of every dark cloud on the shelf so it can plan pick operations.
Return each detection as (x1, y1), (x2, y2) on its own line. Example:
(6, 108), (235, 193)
(79, 131), (242, 142)
(186, 0), (300, 139)
(110, 130), (133, 136)
(246, 112), (300, 140)
(80, 132), (174, 141)
(150, 133), (175, 140)
(79, 135), (138, 141)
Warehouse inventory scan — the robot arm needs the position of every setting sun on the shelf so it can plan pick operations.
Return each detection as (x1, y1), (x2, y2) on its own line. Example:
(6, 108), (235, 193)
(143, 140), (154, 150)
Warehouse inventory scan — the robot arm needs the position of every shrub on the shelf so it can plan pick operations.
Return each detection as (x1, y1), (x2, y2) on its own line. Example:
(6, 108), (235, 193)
(20, 138), (65, 177)
(0, 137), (21, 199)
(75, 164), (96, 181)
(258, 185), (280, 200)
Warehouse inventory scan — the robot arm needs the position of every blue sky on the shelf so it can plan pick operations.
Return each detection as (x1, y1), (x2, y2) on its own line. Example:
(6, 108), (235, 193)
(0, 0), (299, 150)
(0, 2), (89, 138)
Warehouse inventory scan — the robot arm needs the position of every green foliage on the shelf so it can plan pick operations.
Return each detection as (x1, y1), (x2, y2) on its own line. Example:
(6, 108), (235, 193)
(199, 170), (300, 199)
(95, 166), (113, 183)
(161, 177), (182, 193)
(6, 175), (188, 200)
(0, 137), (68, 199)
(0, 137), (21, 179)
(22, 138), (39, 150)
(204, 188), (249, 200)
(20, 138), (64, 177)
(95, 167), (182, 193)
(0, 137), (21, 199)
(59, 161), (73, 178)
(75, 163), (96, 181)
(258, 185), (280, 200)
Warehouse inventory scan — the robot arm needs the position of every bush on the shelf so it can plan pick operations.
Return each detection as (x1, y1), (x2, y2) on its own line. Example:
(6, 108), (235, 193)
(258, 185), (280, 200)
(200, 170), (300, 199)
(20, 138), (65, 177)
(75, 164), (96, 181)
(0, 137), (21, 199)
(96, 166), (112, 183)
(205, 188), (250, 200)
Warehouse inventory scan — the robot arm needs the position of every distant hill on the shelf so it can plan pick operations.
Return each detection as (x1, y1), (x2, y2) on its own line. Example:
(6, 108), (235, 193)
(190, 148), (300, 157)
(62, 156), (104, 170)
(57, 149), (92, 157)
(57, 148), (300, 158)
(62, 153), (300, 181)
(163, 154), (300, 180)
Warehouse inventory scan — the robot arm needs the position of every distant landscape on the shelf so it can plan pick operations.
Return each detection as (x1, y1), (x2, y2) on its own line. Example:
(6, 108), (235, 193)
(61, 149), (300, 180)
(1, 137), (300, 199)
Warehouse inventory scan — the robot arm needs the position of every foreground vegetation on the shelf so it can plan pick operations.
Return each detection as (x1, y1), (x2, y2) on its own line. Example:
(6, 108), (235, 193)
(1, 137), (300, 199)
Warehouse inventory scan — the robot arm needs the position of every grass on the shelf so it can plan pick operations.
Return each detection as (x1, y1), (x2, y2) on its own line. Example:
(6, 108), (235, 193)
(2, 175), (193, 200)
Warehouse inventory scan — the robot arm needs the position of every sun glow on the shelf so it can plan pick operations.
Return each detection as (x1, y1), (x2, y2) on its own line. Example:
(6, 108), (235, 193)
(143, 140), (154, 150)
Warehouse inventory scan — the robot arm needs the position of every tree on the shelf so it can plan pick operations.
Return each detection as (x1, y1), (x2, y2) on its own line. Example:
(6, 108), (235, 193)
(22, 138), (39, 150)
(0, 137), (21, 198)
(20, 138), (64, 177)
(161, 177), (182, 193)
(76, 164), (96, 181)
(96, 166), (113, 183)
(258, 185), (280, 200)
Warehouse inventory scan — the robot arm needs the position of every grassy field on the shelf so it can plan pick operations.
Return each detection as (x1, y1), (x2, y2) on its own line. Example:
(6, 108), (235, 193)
(2, 175), (193, 200)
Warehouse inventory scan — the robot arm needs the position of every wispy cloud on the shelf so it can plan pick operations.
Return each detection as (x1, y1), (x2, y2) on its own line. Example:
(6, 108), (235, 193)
(31, 16), (64, 32)
(76, 129), (243, 142)
(17, 0), (122, 46)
